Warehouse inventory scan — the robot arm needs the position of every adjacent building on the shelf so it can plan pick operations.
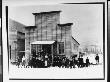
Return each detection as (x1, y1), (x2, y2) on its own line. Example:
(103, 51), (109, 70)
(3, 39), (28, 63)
(9, 19), (25, 62)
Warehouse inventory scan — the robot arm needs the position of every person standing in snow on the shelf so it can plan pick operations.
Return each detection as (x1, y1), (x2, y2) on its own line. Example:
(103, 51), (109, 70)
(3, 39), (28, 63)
(95, 54), (99, 64)
(86, 57), (90, 67)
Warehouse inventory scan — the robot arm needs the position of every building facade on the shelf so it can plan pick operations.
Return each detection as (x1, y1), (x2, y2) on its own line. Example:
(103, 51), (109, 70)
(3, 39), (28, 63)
(9, 19), (25, 62)
(25, 11), (80, 64)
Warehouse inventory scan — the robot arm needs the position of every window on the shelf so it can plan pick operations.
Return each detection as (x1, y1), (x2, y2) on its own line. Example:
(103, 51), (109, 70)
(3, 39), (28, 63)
(59, 42), (64, 54)
(74, 44), (76, 50)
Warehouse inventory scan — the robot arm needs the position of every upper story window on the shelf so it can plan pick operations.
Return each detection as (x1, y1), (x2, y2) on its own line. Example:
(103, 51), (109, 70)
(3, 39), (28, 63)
(59, 42), (64, 54)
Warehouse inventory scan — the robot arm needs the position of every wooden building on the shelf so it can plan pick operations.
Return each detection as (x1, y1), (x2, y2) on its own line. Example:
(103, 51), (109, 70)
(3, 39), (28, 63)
(9, 19), (25, 63)
(25, 11), (80, 65)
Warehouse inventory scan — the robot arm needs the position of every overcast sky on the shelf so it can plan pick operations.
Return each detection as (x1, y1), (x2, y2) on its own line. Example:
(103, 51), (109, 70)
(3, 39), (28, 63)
(9, 4), (103, 49)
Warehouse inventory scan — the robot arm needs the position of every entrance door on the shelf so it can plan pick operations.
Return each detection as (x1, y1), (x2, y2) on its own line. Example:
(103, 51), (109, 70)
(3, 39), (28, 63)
(42, 44), (51, 55)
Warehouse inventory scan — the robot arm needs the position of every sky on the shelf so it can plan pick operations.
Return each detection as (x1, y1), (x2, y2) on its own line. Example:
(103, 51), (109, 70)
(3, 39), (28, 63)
(9, 4), (103, 49)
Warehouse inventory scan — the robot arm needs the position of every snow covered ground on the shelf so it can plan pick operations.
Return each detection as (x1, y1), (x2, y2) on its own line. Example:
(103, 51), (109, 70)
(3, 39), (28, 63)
(9, 54), (104, 79)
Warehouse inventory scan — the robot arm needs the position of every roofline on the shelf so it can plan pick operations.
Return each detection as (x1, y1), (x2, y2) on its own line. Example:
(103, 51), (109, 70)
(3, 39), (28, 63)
(71, 36), (80, 45)
(32, 11), (61, 15)
(25, 26), (36, 29)
(57, 23), (73, 26)
(9, 18), (27, 26)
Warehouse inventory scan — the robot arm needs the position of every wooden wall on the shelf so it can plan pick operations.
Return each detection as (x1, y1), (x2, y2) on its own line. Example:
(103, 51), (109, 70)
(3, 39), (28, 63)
(71, 37), (80, 56)
(25, 12), (75, 60)
(9, 19), (25, 62)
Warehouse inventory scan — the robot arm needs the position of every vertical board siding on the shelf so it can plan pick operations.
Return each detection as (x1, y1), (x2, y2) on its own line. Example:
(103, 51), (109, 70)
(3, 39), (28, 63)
(25, 11), (79, 60)
(9, 19), (25, 62)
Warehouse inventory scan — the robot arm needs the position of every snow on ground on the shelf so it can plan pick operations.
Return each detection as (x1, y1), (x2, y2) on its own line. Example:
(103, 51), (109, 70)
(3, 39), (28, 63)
(9, 64), (104, 79)
(9, 54), (104, 79)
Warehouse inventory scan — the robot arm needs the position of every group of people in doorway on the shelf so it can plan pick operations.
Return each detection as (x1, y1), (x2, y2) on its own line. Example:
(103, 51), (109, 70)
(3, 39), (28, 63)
(16, 52), (100, 68)
(28, 49), (52, 68)
(28, 54), (52, 68)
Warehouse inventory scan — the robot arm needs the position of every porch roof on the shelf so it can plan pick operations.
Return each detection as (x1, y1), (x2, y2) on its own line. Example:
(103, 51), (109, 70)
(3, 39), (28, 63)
(31, 41), (55, 45)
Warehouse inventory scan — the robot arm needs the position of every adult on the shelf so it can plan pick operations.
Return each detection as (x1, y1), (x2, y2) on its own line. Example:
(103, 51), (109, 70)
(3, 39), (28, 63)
(45, 55), (48, 67)
(73, 58), (76, 68)
(62, 58), (65, 68)
(65, 58), (69, 68)
(80, 56), (84, 67)
(16, 56), (21, 68)
(86, 57), (90, 67)
(70, 58), (73, 68)
(78, 56), (81, 68)
(22, 56), (26, 68)
(95, 54), (99, 64)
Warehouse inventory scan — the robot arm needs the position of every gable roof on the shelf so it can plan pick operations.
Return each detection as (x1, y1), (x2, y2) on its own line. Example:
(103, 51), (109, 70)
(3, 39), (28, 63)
(32, 11), (61, 15)
(71, 36), (80, 45)
(25, 26), (36, 29)
(57, 23), (73, 26)
(9, 19), (26, 33)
